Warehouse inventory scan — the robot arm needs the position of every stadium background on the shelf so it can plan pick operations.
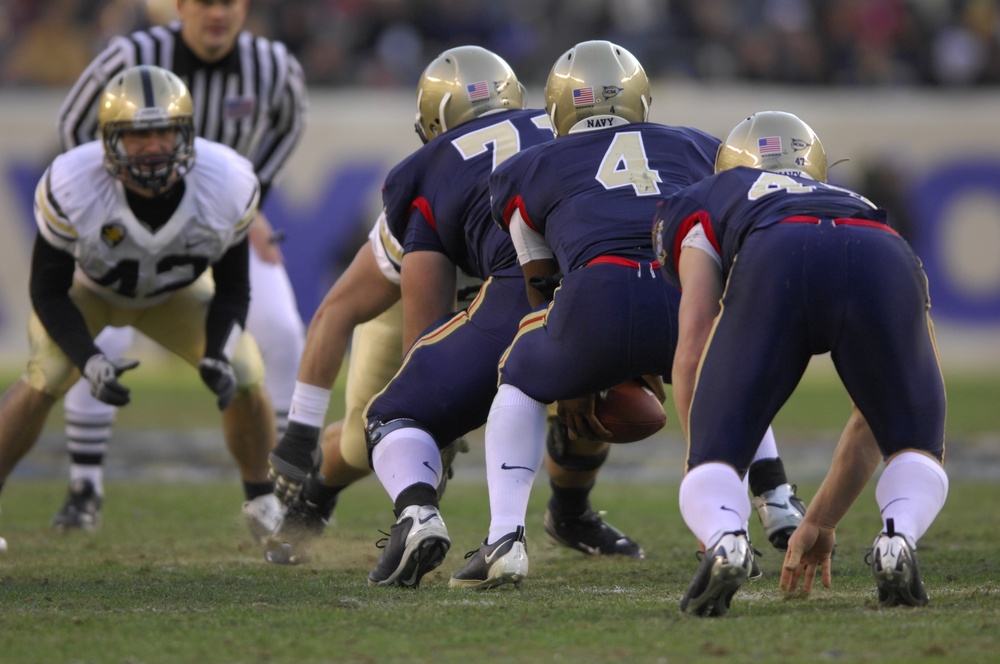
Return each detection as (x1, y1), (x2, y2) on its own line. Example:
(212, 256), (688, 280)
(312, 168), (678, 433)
(0, 1), (997, 481)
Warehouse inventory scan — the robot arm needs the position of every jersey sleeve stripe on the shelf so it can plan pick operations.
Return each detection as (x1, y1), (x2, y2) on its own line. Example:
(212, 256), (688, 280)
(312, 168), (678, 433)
(234, 184), (261, 235)
(377, 212), (404, 270)
(35, 170), (77, 240)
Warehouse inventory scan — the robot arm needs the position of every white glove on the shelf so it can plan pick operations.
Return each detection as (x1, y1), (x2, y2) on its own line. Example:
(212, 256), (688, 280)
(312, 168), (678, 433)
(199, 357), (237, 410)
(83, 354), (140, 406)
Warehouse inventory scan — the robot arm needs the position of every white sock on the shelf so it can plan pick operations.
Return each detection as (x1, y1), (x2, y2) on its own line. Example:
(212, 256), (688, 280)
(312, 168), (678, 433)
(679, 462), (750, 549)
(69, 464), (105, 497)
(485, 384), (547, 543)
(741, 472), (751, 534)
(64, 408), (113, 498)
(875, 451), (949, 547)
(246, 253), (306, 437)
(751, 425), (779, 462)
(372, 427), (442, 503)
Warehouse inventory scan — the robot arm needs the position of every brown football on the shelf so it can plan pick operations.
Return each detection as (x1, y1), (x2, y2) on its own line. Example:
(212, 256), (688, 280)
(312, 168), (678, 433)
(594, 378), (667, 444)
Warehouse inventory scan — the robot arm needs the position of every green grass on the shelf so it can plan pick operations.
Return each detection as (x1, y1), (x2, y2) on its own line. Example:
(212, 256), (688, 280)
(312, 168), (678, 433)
(2, 359), (998, 437)
(0, 360), (997, 662)
(1, 479), (998, 663)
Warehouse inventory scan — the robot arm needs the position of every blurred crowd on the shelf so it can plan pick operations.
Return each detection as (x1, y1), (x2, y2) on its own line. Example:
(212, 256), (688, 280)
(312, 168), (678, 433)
(2, 0), (1000, 89)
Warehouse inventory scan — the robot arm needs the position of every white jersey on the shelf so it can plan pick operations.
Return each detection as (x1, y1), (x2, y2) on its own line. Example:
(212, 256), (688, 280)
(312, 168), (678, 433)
(34, 138), (259, 308)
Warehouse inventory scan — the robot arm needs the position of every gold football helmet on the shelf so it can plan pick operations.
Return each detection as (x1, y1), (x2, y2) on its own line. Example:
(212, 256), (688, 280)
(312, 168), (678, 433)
(715, 111), (827, 182)
(99, 65), (195, 192)
(414, 45), (525, 144)
(545, 40), (650, 137)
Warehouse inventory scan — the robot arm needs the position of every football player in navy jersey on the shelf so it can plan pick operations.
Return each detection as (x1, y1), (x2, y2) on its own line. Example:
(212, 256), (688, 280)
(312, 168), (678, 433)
(0, 66), (283, 550)
(265, 46), (648, 580)
(450, 41), (805, 590)
(653, 111), (948, 616)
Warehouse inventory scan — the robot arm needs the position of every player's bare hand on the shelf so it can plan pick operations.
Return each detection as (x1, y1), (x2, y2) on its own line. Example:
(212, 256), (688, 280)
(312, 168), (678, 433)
(637, 374), (666, 403)
(84, 354), (140, 406)
(268, 422), (322, 505)
(199, 357), (237, 410)
(557, 394), (612, 441)
(780, 521), (836, 597)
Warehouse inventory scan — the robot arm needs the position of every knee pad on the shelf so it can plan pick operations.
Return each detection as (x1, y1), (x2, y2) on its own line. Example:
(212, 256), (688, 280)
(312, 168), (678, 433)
(229, 331), (266, 389)
(364, 416), (435, 470)
(545, 416), (609, 472)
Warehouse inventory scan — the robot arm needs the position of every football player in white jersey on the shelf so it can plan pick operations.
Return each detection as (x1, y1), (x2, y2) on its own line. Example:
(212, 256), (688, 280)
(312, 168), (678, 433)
(53, 0), (307, 532)
(0, 65), (283, 550)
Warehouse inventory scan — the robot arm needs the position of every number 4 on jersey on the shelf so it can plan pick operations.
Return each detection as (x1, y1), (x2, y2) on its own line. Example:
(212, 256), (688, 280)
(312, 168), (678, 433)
(596, 131), (662, 196)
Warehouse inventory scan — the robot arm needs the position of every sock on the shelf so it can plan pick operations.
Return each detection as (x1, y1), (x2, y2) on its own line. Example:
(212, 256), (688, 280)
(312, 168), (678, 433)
(485, 384), (547, 543)
(65, 411), (114, 497)
(394, 483), (439, 517)
(548, 480), (593, 518)
(243, 480), (274, 501)
(748, 457), (789, 496)
(875, 451), (949, 546)
(679, 462), (750, 549)
(371, 426), (442, 503)
(750, 425), (779, 463)
(63, 325), (131, 498)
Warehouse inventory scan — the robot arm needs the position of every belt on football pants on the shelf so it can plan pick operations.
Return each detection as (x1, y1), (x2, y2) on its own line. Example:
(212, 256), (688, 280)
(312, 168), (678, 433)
(780, 215), (898, 235)
(586, 255), (661, 270)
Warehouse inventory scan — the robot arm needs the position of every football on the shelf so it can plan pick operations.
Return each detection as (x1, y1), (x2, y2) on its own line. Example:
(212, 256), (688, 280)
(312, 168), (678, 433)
(594, 378), (667, 444)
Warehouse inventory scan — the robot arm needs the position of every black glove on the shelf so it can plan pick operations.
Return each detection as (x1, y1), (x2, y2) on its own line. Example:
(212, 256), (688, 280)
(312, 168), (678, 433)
(83, 354), (140, 406)
(199, 357), (236, 410)
(268, 421), (323, 505)
(528, 272), (564, 301)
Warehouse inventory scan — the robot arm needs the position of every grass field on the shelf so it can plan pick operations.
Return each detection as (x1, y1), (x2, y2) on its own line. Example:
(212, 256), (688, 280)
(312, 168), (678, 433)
(0, 361), (998, 663)
(4, 357), (998, 437)
(1, 479), (999, 663)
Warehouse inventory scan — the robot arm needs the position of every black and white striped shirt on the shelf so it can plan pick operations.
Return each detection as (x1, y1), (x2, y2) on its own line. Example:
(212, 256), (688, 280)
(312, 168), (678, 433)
(57, 22), (307, 198)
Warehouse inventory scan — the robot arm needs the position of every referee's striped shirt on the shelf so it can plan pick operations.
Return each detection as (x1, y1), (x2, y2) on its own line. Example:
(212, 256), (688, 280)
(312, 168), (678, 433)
(57, 22), (307, 198)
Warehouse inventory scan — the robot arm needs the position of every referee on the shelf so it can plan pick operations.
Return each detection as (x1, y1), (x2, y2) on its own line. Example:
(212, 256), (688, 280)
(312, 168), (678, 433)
(50, 0), (308, 533)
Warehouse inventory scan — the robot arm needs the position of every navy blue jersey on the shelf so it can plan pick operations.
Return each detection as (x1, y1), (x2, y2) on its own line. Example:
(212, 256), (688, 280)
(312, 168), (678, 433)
(382, 109), (554, 279)
(654, 166), (885, 287)
(491, 123), (719, 271)
(654, 166), (944, 473)
(365, 275), (531, 444)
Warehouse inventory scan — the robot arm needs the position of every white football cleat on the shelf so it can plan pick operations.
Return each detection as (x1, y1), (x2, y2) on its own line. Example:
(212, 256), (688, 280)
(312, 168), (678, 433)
(449, 526), (529, 590)
(867, 518), (929, 607)
(367, 505), (451, 587)
(752, 483), (807, 551)
(243, 493), (285, 544)
(680, 531), (753, 617)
